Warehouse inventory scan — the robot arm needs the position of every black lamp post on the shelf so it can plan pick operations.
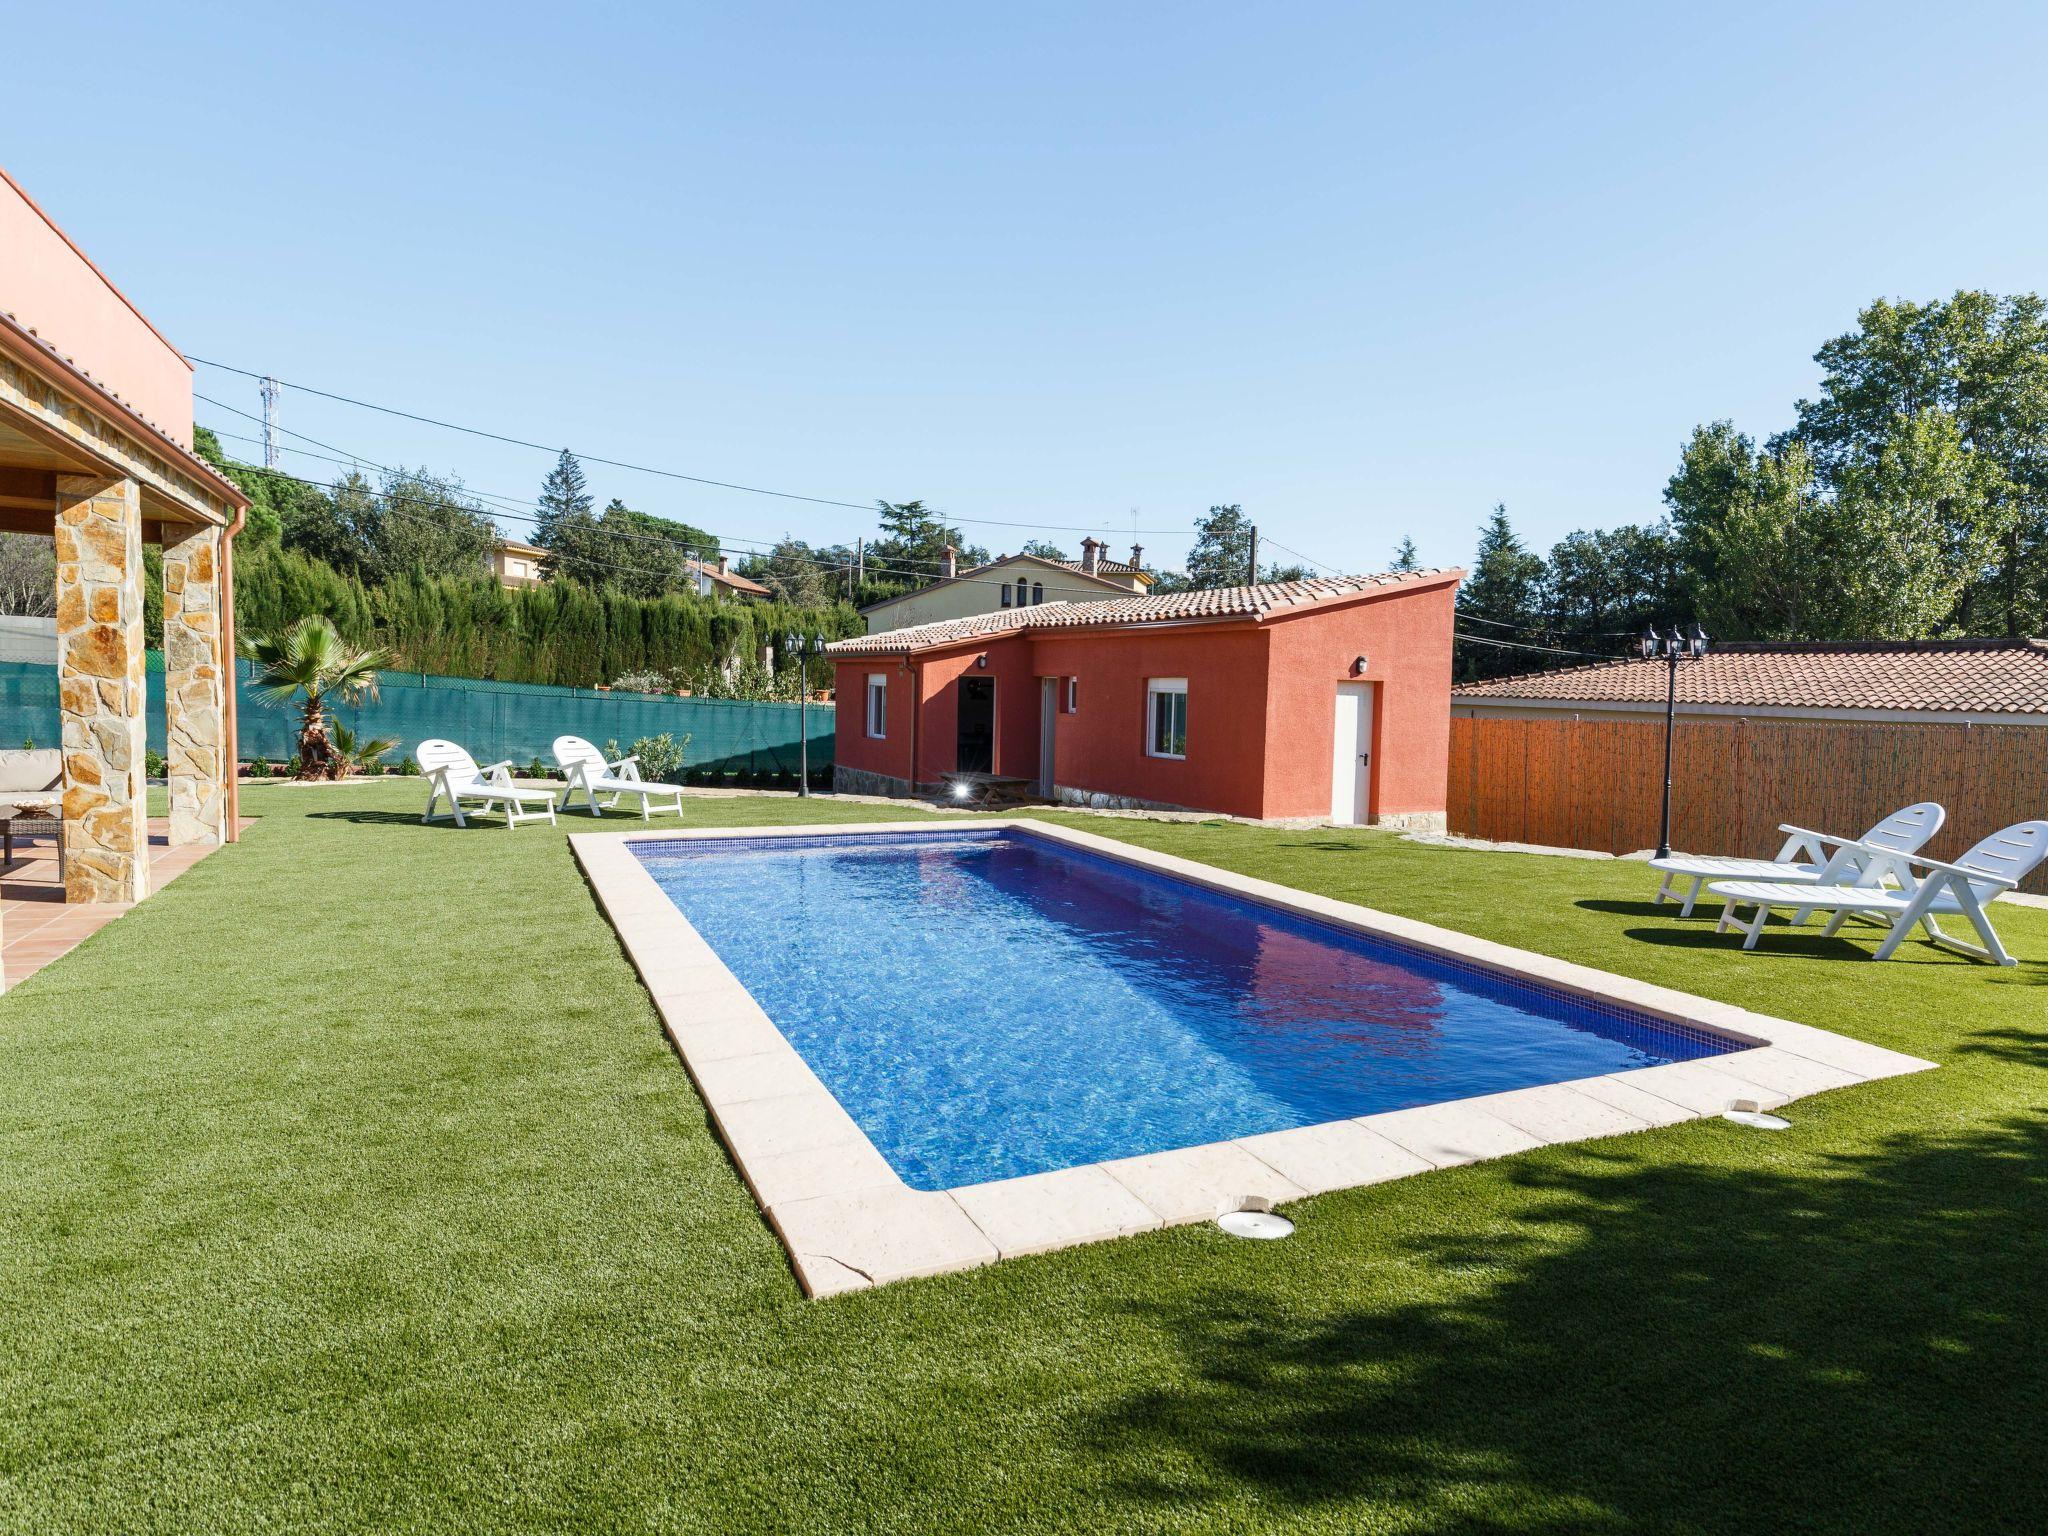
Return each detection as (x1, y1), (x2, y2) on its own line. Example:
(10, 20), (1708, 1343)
(792, 631), (811, 798)
(1639, 621), (1709, 860)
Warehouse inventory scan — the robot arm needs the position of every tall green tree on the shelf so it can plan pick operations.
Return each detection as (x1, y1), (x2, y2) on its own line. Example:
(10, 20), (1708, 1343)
(1177, 504), (1256, 589)
(1788, 291), (2047, 633)
(534, 450), (593, 553)
(361, 467), (498, 585)
(1665, 426), (1831, 638)
(746, 536), (829, 606)
(1454, 505), (1547, 679)
(866, 500), (986, 592)
(1019, 538), (1068, 561)
(1390, 535), (1420, 573)
(1539, 523), (1680, 651)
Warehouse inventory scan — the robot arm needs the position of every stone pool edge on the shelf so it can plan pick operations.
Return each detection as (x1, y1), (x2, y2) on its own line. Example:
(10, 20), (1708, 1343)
(570, 819), (1936, 1299)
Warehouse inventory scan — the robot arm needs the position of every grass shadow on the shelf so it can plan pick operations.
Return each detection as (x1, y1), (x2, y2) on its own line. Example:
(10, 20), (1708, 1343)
(1080, 1116), (2048, 1531)
(1576, 897), (1692, 919)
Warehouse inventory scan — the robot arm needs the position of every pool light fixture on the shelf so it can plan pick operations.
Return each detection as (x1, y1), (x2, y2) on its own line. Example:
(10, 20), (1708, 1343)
(1723, 1097), (1790, 1131)
(1217, 1210), (1294, 1240)
(1217, 1201), (1295, 1240)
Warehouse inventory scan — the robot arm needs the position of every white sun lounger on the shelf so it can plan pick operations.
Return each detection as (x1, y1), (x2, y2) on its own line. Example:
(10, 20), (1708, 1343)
(1709, 819), (2048, 966)
(552, 735), (684, 820)
(1648, 801), (1945, 917)
(418, 739), (559, 829)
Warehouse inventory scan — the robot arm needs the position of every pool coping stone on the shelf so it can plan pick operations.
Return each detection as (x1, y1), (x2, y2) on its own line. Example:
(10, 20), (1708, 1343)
(570, 818), (1937, 1298)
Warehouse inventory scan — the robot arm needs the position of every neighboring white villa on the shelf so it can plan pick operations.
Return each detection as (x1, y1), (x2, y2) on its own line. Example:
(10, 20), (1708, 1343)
(860, 537), (1153, 633)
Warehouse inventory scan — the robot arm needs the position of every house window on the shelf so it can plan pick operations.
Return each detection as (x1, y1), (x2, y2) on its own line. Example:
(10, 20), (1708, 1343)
(1065, 676), (1078, 713)
(1001, 582), (1013, 607)
(1146, 678), (1187, 759)
(866, 673), (888, 739)
(1032, 581), (1044, 604)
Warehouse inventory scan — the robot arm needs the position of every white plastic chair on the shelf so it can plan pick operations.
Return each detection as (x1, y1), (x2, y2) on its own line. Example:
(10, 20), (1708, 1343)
(418, 739), (559, 829)
(1709, 819), (2048, 966)
(1649, 802), (1946, 917)
(552, 735), (684, 820)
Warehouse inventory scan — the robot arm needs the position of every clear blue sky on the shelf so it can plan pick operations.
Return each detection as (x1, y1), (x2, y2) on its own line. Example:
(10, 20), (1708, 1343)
(10, 2), (2046, 575)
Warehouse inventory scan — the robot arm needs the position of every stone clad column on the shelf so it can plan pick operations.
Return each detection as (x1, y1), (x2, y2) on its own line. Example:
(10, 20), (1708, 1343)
(161, 521), (226, 846)
(54, 474), (149, 904)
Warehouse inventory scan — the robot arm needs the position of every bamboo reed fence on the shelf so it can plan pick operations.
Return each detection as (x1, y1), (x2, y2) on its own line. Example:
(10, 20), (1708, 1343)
(1447, 714), (2048, 893)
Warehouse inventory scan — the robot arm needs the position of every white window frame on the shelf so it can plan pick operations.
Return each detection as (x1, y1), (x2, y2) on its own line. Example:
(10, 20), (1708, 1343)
(1145, 678), (1188, 760)
(865, 673), (888, 739)
(1065, 676), (1078, 713)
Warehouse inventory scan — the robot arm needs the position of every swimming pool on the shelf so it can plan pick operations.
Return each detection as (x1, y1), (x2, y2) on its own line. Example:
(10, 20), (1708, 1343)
(634, 826), (1741, 1190)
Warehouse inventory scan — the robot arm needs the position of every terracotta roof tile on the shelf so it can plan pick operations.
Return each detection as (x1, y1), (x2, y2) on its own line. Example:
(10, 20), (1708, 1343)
(827, 569), (1461, 655)
(1452, 639), (2048, 717)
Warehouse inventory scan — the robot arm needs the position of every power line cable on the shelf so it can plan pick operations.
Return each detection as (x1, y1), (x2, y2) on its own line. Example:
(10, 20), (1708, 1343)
(1259, 535), (1341, 574)
(1453, 631), (1622, 661)
(205, 445), (1162, 599)
(190, 355), (1204, 538)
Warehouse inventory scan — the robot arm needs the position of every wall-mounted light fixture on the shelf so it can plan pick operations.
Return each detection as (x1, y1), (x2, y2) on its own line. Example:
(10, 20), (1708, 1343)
(975, 653), (989, 670)
(1351, 655), (1370, 676)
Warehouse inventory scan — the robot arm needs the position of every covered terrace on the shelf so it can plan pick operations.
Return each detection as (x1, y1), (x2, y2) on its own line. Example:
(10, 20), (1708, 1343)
(0, 166), (249, 907)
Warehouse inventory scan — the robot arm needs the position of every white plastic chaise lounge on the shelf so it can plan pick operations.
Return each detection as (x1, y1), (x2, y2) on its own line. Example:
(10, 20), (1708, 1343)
(1708, 819), (2048, 966)
(552, 735), (684, 820)
(1648, 801), (1945, 917)
(418, 739), (560, 829)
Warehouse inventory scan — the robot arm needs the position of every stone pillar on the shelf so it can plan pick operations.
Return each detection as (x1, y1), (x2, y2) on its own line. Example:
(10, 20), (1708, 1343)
(161, 522), (226, 846)
(54, 474), (149, 904)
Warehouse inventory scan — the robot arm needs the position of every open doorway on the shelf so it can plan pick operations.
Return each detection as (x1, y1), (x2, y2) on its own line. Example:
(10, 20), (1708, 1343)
(956, 676), (995, 773)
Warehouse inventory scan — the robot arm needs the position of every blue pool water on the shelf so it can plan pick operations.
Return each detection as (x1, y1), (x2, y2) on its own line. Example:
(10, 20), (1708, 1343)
(635, 830), (1736, 1190)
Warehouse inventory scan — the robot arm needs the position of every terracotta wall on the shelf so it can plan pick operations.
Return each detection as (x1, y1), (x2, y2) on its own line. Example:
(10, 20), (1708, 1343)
(1033, 626), (1274, 818)
(832, 658), (915, 784)
(912, 635), (1039, 784)
(1260, 579), (1458, 820)
(0, 171), (194, 444)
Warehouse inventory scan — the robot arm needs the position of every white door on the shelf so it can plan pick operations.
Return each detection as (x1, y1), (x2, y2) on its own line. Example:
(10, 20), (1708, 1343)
(1039, 677), (1058, 795)
(1330, 682), (1374, 823)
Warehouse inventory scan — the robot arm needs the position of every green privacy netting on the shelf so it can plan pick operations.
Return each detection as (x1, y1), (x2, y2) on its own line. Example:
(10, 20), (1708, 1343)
(0, 656), (833, 776)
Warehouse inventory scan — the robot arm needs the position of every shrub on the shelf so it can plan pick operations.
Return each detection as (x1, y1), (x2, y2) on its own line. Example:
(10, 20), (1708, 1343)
(609, 670), (673, 695)
(247, 757), (274, 779)
(629, 732), (688, 785)
(145, 748), (168, 779)
(527, 756), (549, 779)
(396, 755), (421, 777)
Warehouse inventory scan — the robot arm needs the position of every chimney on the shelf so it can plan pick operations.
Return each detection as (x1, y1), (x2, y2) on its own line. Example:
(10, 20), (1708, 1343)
(942, 544), (958, 579)
(1081, 537), (1100, 576)
(1129, 542), (1143, 570)
(717, 554), (729, 576)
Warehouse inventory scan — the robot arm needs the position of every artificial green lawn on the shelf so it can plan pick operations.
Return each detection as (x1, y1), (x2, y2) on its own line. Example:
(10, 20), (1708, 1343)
(2, 781), (2044, 1533)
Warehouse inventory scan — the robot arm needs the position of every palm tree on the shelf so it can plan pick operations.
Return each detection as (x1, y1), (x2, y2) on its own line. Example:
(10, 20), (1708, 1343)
(242, 616), (393, 780)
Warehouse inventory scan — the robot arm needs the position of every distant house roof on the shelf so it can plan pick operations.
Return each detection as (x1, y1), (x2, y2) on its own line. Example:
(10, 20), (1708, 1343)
(495, 537), (547, 559)
(828, 569), (1461, 655)
(1452, 638), (2048, 718)
(1043, 555), (1151, 581)
(685, 557), (771, 598)
(858, 551), (1144, 616)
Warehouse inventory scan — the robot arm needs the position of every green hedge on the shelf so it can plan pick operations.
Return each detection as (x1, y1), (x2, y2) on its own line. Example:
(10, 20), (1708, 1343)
(231, 545), (860, 689)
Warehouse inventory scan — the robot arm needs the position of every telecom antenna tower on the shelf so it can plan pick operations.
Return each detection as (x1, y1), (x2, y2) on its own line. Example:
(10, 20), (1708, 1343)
(259, 376), (281, 468)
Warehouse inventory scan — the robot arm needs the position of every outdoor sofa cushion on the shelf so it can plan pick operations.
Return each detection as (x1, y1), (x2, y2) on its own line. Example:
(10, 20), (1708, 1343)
(0, 749), (61, 802)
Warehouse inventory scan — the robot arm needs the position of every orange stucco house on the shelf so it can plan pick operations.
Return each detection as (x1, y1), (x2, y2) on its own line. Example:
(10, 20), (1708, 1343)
(827, 569), (1463, 826)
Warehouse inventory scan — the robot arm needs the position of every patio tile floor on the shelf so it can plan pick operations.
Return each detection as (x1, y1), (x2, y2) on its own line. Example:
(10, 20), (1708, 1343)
(1, 820), (245, 988)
